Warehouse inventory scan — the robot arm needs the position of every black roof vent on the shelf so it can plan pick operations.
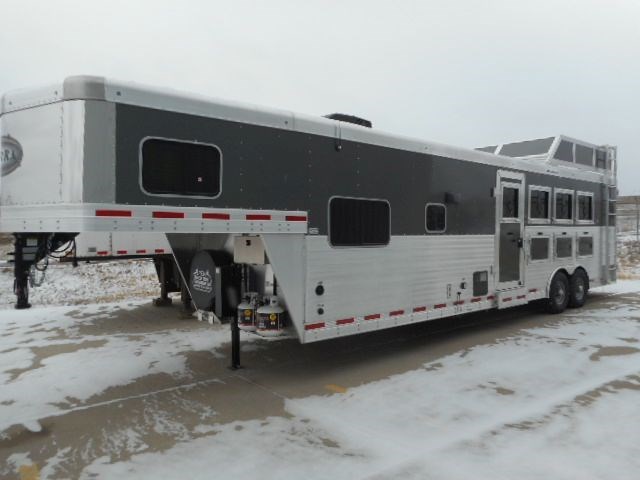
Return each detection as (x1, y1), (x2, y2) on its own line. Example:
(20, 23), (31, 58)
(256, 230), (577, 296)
(324, 113), (372, 128)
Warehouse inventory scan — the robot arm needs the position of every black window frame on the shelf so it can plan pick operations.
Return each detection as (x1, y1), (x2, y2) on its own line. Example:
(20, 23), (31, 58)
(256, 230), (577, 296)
(328, 196), (391, 247)
(554, 189), (574, 223)
(139, 137), (223, 198)
(528, 186), (551, 223)
(425, 203), (447, 233)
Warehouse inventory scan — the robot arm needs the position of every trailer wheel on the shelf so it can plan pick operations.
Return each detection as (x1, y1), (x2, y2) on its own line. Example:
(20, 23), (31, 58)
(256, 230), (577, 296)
(546, 272), (569, 314)
(569, 269), (589, 308)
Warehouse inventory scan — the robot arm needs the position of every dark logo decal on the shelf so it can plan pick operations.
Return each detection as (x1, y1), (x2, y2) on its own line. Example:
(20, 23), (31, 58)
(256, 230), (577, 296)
(1, 135), (23, 176)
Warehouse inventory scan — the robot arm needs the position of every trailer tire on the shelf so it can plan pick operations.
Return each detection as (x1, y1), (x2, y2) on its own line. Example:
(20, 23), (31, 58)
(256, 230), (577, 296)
(569, 269), (589, 308)
(546, 272), (569, 314)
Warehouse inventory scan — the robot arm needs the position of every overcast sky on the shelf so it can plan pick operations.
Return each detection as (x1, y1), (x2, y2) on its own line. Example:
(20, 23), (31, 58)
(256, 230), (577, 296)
(1, 0), (638, 193)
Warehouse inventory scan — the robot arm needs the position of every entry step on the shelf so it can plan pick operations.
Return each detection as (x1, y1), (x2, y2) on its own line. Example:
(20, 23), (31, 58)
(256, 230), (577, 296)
(496, 288), (529, 309)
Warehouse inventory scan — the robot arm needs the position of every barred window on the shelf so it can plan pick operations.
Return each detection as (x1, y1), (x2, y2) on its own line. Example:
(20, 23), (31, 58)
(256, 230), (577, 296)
(530, 188), (550, 220)
(577, 193), (594, 222)
(329, 197), (390, 247)
(141, 138), (221, 197)
(555, 190), (573, 221)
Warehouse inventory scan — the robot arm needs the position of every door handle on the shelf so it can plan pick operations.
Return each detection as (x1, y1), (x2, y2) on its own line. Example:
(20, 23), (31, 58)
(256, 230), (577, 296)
(517, 238), (523, 248)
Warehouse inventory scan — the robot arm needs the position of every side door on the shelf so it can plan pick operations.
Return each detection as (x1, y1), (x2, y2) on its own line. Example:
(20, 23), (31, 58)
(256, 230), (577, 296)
(495, 170), (525, 290)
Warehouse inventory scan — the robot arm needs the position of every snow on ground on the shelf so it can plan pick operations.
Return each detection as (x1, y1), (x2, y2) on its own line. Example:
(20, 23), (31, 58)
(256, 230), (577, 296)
(81, 287), (640, 479)
(0, 302), (256, 434)
(0, 254), (639, 478)
(0, 259), (159, 308)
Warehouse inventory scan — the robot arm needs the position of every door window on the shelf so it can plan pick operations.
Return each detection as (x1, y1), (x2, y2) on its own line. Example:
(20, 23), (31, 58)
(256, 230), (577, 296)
(502, 187), (519, 219)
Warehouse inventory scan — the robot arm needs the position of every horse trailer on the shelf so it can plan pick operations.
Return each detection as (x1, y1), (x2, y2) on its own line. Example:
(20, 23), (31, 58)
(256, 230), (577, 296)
(0, 76), (617, 354)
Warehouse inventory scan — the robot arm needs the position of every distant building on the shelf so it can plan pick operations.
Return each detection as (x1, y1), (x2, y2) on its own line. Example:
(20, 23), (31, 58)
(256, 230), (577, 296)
(617, 196), (640, 237)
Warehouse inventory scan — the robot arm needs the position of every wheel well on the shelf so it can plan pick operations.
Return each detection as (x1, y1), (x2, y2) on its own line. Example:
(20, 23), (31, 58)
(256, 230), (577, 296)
(572, 266), (590, 290)
(545, 268), (570, 296)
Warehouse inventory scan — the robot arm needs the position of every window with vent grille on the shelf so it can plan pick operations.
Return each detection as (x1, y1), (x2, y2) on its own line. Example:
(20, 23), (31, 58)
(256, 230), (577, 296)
(141, 138), (222, 197)
(329, 197), (390, 247)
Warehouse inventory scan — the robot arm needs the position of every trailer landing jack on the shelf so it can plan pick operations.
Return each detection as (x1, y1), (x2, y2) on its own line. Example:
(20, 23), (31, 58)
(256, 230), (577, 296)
(13, 235), (32, 309)
(230, 314), (241, 370)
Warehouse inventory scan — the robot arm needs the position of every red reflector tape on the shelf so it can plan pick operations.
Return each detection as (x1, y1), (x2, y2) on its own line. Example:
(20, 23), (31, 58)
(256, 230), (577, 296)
(487, 295), (495, 300)
(528, 288), (538, 293)
(116, 250), (127, 255)
(95, 209), (132, 217)
(155, 249), (165, 254)
(246, 214), (271, 221)
(364, 313), (380, 321)
(471, 297), (482, 303)
(136, 249), (146, 254)
(153, 211), (184, 219)
(434, 303), (447, 309)
(413, 306), (427, 312)
(305, 322), (325, 330)
(336, 318), (355, 325)
(517, 295), (526, 299)
(285, 215), (307, 222)
(97, 251), (109, 256)
(453, 300), (465, 306)
(390, 310), (404, 316)
(202, 212), (231, 220)
(503, 297), (512, 302)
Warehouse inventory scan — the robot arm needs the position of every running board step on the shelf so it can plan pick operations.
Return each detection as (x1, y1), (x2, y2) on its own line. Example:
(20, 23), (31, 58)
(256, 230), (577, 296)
(496, 288), (529, 309)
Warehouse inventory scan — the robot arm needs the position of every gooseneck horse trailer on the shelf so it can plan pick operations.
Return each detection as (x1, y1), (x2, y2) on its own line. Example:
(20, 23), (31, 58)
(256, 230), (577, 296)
(0, 76), (617, 355)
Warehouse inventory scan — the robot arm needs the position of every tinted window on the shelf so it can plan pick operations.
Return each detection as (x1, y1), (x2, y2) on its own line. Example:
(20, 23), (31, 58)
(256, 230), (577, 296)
(596, 149), (607, 169)
(575, 144), (594, 166)
(329, 197), (390, 246)
(426, 204), (446, 232)
(530, 189), (549, 219)
(556, 237), (573, 258)
(555, 192), (573, 220)
(554, 140), (574, 162)
(502, 187), (519, 218)
(476, 145), (498, 153)
(499, 137), (555, 157)
(578, 194), (593, 221)
(530, 237), (549, 260)
(578, 236), (593, 256)
(142, 138), (221, 197)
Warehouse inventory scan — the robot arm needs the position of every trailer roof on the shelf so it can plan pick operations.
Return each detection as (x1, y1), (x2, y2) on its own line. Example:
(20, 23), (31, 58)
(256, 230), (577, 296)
(1, 76), (615, 185)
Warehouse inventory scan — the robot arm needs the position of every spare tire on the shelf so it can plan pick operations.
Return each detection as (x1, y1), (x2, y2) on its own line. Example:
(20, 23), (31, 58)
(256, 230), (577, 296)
(189, 250), (222, 311)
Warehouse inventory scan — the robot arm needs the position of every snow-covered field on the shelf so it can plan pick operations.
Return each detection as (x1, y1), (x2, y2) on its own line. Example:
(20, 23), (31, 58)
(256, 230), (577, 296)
(84, 285), (640, 480)
(0, 258), (639, 479)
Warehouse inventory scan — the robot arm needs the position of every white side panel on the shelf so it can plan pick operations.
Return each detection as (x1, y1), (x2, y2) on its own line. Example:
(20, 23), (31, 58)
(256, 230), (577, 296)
(2, 102), (64, 204)
(261, 234), (306, 340)
(74, 232), (171, 257)
(524, 225), (602, 291)
(0, 204), (308, 234)
(74, 232), (111, 256)
(1, 100), (85, 206)
(303, 235), (495, 342)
